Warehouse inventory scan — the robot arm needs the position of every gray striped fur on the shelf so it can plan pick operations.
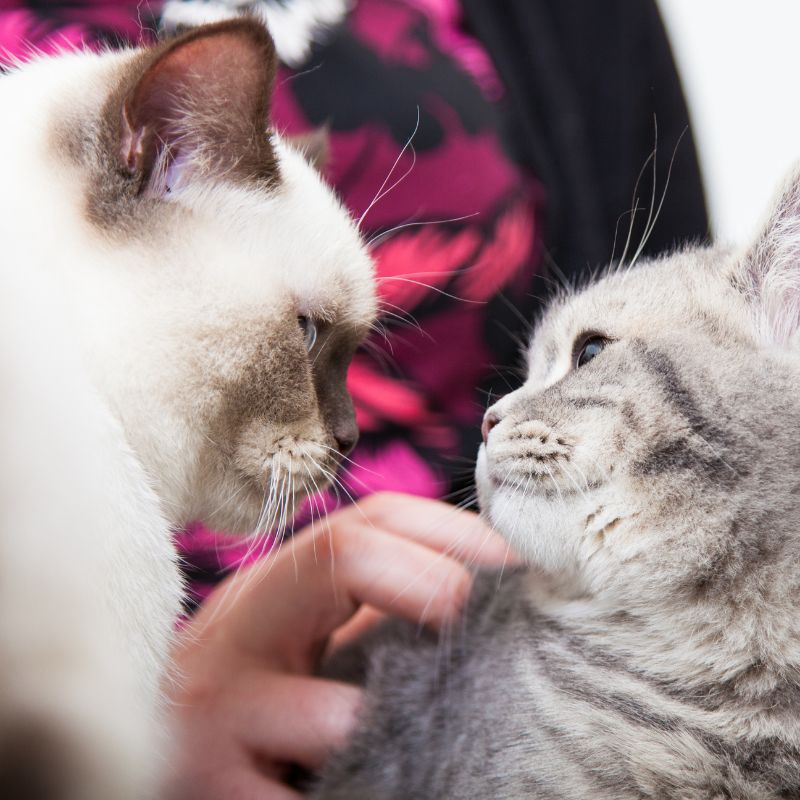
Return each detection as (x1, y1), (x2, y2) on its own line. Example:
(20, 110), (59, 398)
(310, 172), (800, 799)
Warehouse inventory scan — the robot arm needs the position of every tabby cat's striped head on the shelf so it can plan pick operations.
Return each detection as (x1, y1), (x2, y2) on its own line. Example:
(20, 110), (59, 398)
(478, 173), (800, 603)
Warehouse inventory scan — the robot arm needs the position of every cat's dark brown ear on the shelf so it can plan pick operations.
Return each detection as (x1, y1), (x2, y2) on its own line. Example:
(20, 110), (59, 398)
(287, 126), (331, 172)
(738, 169), (800, 345)
(119, 18), (278, 190)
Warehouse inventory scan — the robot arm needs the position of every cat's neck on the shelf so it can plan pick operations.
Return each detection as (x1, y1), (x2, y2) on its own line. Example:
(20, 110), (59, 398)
(525, 566), (800, 705)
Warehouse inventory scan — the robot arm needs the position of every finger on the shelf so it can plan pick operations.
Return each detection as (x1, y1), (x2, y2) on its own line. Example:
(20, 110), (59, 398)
(207, 772), (301, 800)
(233, 673), (362, 771)
(167, 761), (302, 800)
(281, 524), (471, 648)
(335, 492), (515, 566)
(226, 525), (473, 667)
(326, 605), (385, 655)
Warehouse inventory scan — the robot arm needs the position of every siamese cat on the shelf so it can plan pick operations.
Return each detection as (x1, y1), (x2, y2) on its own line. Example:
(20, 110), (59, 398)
(0, 18), (375, 798)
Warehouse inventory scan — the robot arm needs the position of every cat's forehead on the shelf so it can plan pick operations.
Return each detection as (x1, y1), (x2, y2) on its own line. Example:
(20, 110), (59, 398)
(266, 142), (377, 328)
(528, 246), (742, 380)
(154, 172), (377, 333)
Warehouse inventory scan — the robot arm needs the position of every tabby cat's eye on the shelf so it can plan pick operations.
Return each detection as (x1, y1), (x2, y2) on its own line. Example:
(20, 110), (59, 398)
(575, 335), (609, 368)
(297, 315), (318, 352)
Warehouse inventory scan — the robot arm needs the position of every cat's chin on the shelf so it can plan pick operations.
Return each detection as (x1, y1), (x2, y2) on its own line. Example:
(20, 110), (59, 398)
(477, 447), (595, 575)
(198, 474), (322, 536)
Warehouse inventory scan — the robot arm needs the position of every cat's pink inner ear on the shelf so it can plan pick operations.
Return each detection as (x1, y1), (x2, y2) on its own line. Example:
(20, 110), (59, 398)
(742, 173), (800, 345)
(120, 19), (278, 186)
(120, 111), (148, 175)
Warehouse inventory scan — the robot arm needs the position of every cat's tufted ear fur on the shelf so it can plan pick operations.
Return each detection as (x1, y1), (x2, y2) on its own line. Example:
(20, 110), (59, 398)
(739, 170), (800, 345)
(118, 18), (278, 193)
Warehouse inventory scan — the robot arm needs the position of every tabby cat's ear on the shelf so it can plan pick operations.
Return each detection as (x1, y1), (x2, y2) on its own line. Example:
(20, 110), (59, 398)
(739, 170), (800, 345)
(118, 18), (278, 192)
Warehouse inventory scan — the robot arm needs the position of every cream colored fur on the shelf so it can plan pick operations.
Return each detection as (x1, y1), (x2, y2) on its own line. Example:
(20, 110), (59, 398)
(0, 28), (374, 798)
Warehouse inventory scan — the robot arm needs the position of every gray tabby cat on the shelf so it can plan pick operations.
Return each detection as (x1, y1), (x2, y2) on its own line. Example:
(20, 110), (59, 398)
(310, 172), (800, 799)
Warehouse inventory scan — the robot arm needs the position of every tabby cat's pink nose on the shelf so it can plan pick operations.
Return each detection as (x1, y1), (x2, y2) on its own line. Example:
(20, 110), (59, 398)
(481, 412), (499, 443)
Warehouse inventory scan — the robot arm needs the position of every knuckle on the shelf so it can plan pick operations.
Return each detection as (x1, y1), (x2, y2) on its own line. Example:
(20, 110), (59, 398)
(326, 523), (364, 563)
(359, 491), (404, 525)
(441, 567), (473, 607)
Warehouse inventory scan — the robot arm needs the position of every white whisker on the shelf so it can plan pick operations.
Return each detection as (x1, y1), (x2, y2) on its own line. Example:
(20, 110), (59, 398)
(358, 106), (420, 229)
(368, 212), (480, 249)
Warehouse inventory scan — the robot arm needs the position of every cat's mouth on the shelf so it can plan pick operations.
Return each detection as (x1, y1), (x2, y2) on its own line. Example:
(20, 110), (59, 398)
(485, 428), (575, 489)
(480, 430), (610, 509)
(244, 438), (339, 494)
(198, 422), (346, 534)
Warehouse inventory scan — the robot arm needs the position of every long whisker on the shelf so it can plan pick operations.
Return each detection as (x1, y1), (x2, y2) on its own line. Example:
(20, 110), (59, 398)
(368, 212), (480, 249)
(609, 202), (645, 267)
(315, 443), (384, 478)
(233, 468), (287, 592)
(627, 126), (688, 272)
(197, 465), (281, 631)
(378, 275), (486, 305)
(298, 446), (341, 587)
(358, 106), (420, 229)
(378, 298), (423, 328)
(631, 115), (661, 269)
(617, 140), (658, 271)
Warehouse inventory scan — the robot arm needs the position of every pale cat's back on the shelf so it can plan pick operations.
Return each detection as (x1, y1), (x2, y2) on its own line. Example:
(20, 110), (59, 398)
(0, 256), (160, 798)
(0, 50), (183, 799)
(312, 174), (800, 799)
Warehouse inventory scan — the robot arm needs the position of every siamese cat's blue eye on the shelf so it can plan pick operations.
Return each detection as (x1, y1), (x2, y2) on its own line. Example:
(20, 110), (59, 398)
(575, 335), (608, 368)
(297, 316), (318, 352)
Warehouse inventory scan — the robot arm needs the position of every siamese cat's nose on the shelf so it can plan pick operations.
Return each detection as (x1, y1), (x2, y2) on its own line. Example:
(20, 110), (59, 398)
(482, 411), (500, 443)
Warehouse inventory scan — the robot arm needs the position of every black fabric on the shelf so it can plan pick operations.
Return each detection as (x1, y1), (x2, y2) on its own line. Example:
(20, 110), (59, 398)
(461, 0), (710, 285)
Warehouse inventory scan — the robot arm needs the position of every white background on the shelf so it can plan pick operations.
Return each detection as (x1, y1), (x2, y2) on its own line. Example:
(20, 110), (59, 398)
(657, 0), (800, 245)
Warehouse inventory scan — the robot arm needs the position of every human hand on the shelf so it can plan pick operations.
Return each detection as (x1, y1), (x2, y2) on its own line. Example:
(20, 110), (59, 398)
(166, 492), (513, 799)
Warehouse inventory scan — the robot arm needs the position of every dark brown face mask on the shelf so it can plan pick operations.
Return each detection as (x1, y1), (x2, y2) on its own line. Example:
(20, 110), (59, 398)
(310, 328), (362, 457)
